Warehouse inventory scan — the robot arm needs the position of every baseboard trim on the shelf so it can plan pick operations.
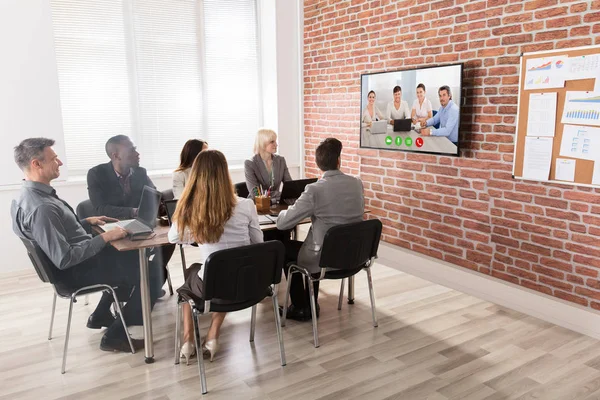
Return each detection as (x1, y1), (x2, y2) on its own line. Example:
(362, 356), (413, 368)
(378, 242), (600, 340)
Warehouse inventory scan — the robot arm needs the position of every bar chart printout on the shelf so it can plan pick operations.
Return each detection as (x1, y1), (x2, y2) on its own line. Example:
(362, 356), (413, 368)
(561, 91), (600, 127)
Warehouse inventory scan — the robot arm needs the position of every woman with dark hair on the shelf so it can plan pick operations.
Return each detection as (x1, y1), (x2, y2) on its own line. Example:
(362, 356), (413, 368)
(172, 139), (208, 199)
(168, 150), (263, 364)
(361, 90), (384, 127)
(411, 83), (433, 123)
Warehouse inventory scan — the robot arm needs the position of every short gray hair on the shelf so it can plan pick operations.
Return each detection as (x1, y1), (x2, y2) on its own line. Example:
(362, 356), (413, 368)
(14, 138), (55, 171)
(439, 85), (452, 99)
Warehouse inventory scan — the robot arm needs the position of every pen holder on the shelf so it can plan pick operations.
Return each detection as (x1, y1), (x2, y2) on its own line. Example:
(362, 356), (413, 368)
(255, 196), (271, 212)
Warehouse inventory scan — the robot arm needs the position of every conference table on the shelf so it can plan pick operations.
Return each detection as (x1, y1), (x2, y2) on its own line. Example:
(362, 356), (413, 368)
(99, 203), (361, 363)
(361, 125), (457, 154)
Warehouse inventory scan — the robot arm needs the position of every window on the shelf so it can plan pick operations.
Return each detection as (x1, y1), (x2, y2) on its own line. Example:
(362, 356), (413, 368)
(50, 0), (261, 176)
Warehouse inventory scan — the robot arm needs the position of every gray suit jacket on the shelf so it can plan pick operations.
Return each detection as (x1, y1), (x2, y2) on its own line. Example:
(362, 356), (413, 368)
(277, 170), (364, 273)
(244, 154), (291, 202)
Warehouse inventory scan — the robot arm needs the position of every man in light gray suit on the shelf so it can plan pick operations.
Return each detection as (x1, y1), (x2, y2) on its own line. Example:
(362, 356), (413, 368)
(277, 138), (364, 321)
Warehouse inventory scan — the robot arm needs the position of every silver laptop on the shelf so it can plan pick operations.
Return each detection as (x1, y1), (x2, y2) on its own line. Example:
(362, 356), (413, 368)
(370, 120), (388, 134)
(101, 185), (162, 237)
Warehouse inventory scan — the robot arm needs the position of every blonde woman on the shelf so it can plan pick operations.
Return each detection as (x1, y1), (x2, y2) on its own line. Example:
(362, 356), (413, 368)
(172, 139), (208, 199)
(244, 128), (291, 203)
(168, 150), (263, 364)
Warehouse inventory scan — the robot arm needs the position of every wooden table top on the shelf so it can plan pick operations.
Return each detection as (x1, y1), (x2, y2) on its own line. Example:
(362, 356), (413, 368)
(94, 205), (370, 251)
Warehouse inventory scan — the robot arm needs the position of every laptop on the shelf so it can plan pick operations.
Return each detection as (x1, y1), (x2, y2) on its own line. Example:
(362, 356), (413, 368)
(370, 120), (388, 134)
(101, 185), (162, 237)
(393, 118), (412, 132)
(279, 178), (318, 206)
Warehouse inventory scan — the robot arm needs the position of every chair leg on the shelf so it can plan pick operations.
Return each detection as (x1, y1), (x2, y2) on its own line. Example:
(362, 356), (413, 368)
(337, 278), (345, 311)
(48, 292), (57, 340)
(281, 268), (295, 327)
(61, 295), (76, 374)
(107, 287), (135, 354)
(366, 268), (378, 327)
(192, 309), (208, 394)
(174, 301), (182, 365)
(166, 266), (174, 296)
(179, 245), (187, 278)
(307, 278), (319, 348)
(249, 305), (257, 342)
(271, 287), (286, 366)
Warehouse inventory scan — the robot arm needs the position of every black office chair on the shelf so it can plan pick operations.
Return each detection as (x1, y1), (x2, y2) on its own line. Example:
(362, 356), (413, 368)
(234, 182), (249, 198)
(174, 241), (287, 394)
(281, 219), (383, 348)
(161, 188), (174, 201)
(18, 236), (135, 374)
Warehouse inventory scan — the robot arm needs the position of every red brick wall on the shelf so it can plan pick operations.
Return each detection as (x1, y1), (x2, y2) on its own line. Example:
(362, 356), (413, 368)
(303, 0), (600, 309)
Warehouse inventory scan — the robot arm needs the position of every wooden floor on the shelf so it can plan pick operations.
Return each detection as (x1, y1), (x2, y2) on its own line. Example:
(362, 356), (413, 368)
(2, 243), (600, 400)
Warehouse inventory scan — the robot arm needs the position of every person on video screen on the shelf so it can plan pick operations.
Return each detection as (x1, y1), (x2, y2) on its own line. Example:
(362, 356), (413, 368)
(386, 86), (410, 124)
(361, 90), (384, 127)
(418, 85), (459, 144)
(411, 83), (433, 123)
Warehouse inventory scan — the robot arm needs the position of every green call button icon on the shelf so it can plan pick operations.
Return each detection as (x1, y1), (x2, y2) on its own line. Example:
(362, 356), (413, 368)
(404, 137), (413, 147)
(395, 136), (402, 146)
(385, 136), (393, 145)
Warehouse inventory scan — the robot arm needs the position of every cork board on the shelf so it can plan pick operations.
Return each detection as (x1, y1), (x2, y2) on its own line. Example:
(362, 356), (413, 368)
(513, 45), (600, 187)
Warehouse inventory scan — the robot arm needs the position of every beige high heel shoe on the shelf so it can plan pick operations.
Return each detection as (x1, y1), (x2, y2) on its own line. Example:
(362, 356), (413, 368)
(203, 339), (219, 362)
(180, 341), (196, 365)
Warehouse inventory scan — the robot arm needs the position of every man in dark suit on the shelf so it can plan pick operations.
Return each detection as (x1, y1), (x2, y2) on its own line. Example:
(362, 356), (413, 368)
(87, 135), (175, 290)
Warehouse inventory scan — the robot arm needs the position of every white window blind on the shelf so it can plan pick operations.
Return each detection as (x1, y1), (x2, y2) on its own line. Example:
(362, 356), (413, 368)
(50, 0), (261, 176)
(50, 0), (132, 177)
(130, 0), (203, 170)
(202, 0), (261, 165)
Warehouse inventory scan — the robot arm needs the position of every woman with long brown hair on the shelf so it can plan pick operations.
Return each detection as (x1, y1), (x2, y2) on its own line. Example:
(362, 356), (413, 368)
(172, 139), (208, 199)
(168, 150), (263, 363)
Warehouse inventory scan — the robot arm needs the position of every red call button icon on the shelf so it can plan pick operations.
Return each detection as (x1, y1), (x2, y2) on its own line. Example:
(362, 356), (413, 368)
(415, 137), (424, 148)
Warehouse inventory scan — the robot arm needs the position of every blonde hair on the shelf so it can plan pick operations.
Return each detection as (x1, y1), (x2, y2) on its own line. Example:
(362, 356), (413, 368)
(173, 150), (237, 244)
(253, 128), (277, 154)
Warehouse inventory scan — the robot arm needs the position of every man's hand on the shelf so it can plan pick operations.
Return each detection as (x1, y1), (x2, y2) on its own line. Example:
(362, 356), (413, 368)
(86, 216), (118, 226)
(421, 128), (431, 136)
(418, 117), (428, 126)
(101, 227), (128, 242)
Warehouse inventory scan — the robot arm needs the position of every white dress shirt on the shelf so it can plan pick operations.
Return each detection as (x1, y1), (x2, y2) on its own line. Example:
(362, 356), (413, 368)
(412, 98), (433, 118)
(168, 198), (263, 274)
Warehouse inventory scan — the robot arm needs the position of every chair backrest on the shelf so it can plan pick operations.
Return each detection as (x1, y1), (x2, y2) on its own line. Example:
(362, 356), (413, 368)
(164, 199), (178, 225)
(161, 189), (175, 201)
(19, 236), (60, 285)
(234, 182), (249, 199)
(319, 219), (382, 271)
(76, 199), (95, 220)
(202, 241), (284, 302)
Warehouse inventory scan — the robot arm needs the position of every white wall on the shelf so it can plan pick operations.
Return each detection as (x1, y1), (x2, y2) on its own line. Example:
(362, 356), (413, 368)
(0, 0), (303, 273)
(0, 0), (67, 186)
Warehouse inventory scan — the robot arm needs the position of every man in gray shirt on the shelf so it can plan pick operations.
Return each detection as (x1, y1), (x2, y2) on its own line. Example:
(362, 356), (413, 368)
(277, 138), (364, 321)
(11, 138), (162, 352)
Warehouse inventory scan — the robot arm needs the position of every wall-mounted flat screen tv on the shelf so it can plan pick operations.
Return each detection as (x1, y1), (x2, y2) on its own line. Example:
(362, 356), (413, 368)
(360, 63), (463, 156)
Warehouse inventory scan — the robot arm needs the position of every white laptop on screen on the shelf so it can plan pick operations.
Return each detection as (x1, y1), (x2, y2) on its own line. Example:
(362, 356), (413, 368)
(370, 120), (388, 134)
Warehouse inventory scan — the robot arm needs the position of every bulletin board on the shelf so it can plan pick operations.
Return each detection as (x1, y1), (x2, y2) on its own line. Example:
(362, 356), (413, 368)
(513, 45), (600, 187)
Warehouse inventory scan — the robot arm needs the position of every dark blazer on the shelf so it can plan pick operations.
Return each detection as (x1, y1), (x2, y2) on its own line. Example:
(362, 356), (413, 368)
(244, 154), (292, 202)
(87, 162), (155, 219)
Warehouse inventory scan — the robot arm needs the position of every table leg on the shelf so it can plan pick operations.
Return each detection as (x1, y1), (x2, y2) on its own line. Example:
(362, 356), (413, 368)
(139, 248), (154, 363)
(348, 275), (355, 304)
